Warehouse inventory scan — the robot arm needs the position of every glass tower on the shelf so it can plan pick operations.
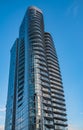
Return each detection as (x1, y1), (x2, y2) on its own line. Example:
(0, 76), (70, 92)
(5, 6), (68, 130)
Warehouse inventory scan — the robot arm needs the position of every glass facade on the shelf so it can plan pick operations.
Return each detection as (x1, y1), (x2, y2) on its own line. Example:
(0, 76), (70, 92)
(5, 39), (18, 130)
(5, 6), (68, 130)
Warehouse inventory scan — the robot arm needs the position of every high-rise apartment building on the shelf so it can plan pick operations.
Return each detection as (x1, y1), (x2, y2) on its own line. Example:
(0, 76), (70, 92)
(5, 6), (68, 130)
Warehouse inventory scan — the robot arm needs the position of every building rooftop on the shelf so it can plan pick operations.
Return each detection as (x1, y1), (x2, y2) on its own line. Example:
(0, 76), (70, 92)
(28, 6), (43, 14)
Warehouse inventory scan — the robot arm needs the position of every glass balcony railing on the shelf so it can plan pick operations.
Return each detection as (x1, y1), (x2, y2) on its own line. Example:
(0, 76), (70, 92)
(53, 108), (66, 115)
(41, 77), (49, 83)
(50, 80), (62, 86)
(50, 84), (63, 91)
(49, 74), (61, 80)
(48, 68), (60, 74)
(43, 113), (53, 119)
(43, 106), (52, 111)
(43, 100), (51, 105)
(55, 125), (68, 130)
(51, 89), (64, 95)
(49, 71), (61, 78)
(51, 93), (64, 100)
(42, 82), (50, 87)
(54, 114), (67, 120)
(54, 119), (68, 126)
(52, 98), (65, 104)
(42, 88), (50, 93)
(52, 103), (66, 109)
(44, 120), (53, 125)
(34, 54), (46, 61)
(43, 93), (51, 99)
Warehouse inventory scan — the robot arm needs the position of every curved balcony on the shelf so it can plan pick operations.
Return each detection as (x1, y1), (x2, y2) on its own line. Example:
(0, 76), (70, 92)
(54, 116), (67, 122)
(52, 98), (65, 105)
(43, 105), (52, 112)
(44, 120), (54, 128)
(43, 99), (52, 106)
(43, 113), (53, 120)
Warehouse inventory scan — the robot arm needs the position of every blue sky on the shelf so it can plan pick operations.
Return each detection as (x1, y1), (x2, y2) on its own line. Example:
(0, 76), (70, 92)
(0, 0), (83, 130)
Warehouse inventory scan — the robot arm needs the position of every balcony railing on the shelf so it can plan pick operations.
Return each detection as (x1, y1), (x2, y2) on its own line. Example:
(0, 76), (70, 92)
(53, 108), (66, 115)
(43, 106), (52, 112)
(52, 103), (66, 109)
(51, 93), (64, 100)
(51, 89), (64, 95)
(52, 98), (65, 105)
(55, 125), (68, 130)
(50, 84), (63, 91)
(54, 114), (67, 122)
(43, 113), (53, 119)
(43, 100), (51, 105)
(43, 93), (51, 99)
(44, 120), (53, 126)
(42, 88), (50, 93)
(54, 120), (68, 126)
